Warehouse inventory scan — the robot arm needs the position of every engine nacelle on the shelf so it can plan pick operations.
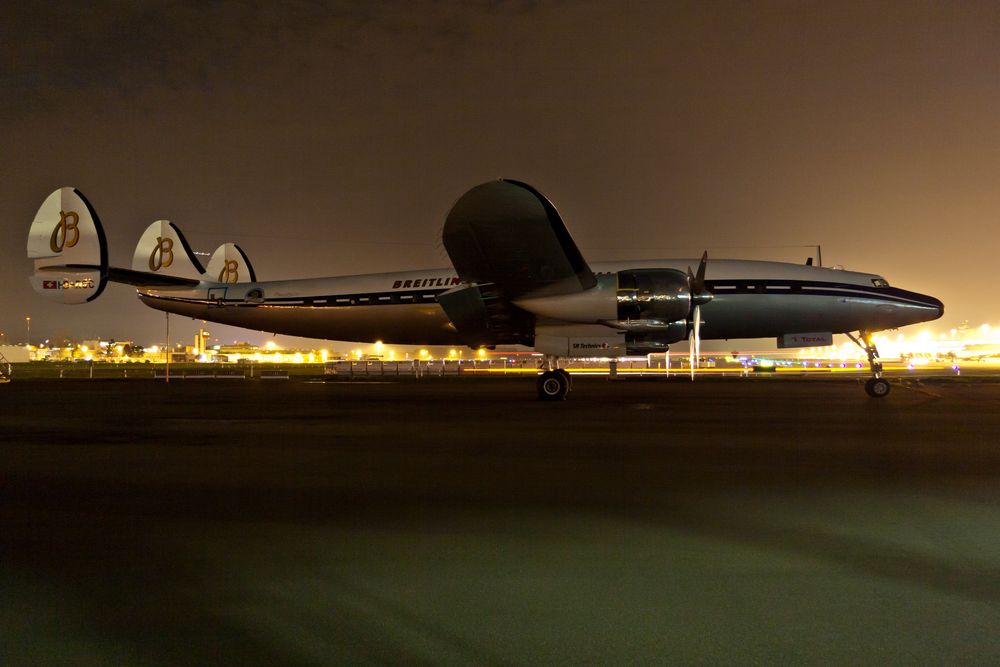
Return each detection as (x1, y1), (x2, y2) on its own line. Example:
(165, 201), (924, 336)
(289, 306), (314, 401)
(625, 326), (688, 354)
(511, 269), (693, 331)
(615, 269), (690, 323)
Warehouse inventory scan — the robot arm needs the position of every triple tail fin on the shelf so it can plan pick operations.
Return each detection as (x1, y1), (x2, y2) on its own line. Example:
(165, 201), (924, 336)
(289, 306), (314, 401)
(206, 243), (256, 284)
(132, 220), (205, 280)
(27, 188), (202, 303)
(27, 187), (108, 304)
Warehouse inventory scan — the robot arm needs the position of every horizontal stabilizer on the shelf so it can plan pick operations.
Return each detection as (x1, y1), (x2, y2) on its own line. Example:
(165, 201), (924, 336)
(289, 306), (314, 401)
(36, 263), (201, 288)
(443, 180), (596, 299)
(206, 243), (256, 283)
(106, 267), (201, 288)
(27, 188), (108, 304)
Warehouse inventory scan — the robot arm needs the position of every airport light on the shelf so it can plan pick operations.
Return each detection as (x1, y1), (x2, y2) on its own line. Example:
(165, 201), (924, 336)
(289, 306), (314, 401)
(25, 316), (30, 347)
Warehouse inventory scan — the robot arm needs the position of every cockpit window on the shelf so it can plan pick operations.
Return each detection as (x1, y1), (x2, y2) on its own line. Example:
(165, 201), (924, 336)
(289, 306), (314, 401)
(871, 278), (890, 288)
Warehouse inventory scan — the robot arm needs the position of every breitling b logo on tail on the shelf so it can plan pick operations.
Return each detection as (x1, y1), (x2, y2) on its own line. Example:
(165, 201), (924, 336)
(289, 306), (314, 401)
(149, 236), (174, 271)
(49, 210), (80, 253)
(219, 259), (239, 283)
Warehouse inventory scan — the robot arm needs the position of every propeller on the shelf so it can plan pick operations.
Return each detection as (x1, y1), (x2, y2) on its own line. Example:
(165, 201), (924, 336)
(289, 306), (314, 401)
(686, 252), (712, 381)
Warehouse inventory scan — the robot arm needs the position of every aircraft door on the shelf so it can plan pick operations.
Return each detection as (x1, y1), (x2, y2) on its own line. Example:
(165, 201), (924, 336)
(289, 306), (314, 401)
(208, 287), (227, 306)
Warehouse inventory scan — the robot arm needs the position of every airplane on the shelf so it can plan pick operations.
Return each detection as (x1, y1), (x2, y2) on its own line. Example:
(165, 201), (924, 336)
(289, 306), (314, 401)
(27, 180), (943, 400)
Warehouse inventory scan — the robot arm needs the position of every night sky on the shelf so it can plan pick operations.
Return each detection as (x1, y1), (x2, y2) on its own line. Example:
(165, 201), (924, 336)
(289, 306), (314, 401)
(3, 1), (998, 349)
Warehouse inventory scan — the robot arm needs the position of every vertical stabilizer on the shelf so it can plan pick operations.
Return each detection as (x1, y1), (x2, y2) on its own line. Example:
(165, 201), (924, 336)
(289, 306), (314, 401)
(27, 187), (108, 304)
(132, 220), (205, 280)
(205, 243), (256, 283)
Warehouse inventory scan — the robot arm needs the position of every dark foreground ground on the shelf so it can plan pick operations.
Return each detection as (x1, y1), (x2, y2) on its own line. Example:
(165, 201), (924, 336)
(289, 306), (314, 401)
(3, 375), (1000, 665)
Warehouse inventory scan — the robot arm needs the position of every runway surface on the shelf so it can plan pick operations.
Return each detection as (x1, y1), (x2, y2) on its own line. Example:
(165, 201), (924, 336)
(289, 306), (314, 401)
(3, 376), (1000, 665)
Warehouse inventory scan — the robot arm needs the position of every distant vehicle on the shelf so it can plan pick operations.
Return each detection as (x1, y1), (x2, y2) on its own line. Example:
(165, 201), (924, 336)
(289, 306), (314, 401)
(27, 181), (942, 399)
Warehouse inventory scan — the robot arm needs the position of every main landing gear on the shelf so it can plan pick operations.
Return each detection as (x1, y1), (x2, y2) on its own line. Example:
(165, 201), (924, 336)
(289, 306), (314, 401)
(847, 331), (891, 398)
(537, 356), (571, 401)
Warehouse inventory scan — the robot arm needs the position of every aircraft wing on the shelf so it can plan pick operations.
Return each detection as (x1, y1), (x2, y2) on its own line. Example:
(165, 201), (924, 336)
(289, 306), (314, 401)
(442, 180), (597, 299)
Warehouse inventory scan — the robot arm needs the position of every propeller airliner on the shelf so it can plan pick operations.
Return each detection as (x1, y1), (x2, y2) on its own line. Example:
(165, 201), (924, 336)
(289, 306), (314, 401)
(27, 180), (943, 399)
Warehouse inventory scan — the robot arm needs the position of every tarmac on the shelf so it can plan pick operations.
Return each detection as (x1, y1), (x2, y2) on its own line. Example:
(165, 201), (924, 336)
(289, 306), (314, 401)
(3, 375), (1000, 665)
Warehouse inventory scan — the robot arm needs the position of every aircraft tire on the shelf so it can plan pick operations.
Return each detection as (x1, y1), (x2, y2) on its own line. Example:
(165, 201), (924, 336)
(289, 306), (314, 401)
(555, 368), (572, 392)
(537, 370), (569, 401)
(865, 377), (891, 398)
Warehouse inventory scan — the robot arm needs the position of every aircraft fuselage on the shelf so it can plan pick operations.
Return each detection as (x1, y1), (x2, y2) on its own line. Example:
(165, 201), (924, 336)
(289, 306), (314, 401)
(137, 259), (942, 345)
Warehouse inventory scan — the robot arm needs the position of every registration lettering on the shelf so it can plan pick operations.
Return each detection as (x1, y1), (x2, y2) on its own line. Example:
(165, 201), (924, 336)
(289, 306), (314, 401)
(42, 278), (95, 290)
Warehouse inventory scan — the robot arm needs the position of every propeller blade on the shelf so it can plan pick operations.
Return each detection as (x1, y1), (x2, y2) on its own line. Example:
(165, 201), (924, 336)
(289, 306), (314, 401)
(694, 303), (701, 370)
(689, 304), (701, 380)
(694, 251), (708, 290)
(688, 251), (712, 306)
(687, 253), (710, 382)
(689, 327), (695, 381)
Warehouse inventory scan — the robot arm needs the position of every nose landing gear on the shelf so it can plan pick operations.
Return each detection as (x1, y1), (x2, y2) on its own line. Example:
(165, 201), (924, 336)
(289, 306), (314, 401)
(847, 331), (891, 398)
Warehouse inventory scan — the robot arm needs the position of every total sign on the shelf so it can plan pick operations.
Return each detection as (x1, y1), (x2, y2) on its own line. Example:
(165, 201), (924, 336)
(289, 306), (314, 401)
(778, 332), (834, 349)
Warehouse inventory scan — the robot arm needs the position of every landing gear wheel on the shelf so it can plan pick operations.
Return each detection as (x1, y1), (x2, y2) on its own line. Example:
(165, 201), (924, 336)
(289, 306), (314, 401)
(537, 370), (569, 401)
(555, 368), (572, 392)
(865, 377), (891, 398)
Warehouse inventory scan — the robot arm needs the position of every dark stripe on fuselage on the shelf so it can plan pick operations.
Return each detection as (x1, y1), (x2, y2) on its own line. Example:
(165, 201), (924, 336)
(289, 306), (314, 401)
(189, 288), (451, 307)
(157, 279), (941, 311)
(703, 280), (941, 309)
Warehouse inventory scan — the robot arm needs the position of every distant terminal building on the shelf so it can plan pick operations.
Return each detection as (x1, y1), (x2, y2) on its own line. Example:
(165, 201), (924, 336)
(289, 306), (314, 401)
(0, 345), (32, 363)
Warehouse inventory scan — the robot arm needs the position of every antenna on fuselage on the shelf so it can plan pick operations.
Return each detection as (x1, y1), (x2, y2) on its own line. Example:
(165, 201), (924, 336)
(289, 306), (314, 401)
(806, 245), (823, 267)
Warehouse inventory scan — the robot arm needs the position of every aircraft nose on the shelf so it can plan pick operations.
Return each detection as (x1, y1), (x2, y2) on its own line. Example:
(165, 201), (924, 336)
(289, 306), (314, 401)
(882, 287), (944, 326)
(907, 292), (944, 322)
(922, 294), (944, 321)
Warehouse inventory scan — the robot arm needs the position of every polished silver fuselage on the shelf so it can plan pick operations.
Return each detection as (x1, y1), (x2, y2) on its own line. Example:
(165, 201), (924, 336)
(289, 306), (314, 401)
(138, 259), (943, 345)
